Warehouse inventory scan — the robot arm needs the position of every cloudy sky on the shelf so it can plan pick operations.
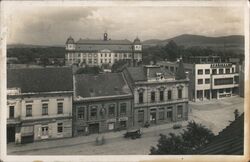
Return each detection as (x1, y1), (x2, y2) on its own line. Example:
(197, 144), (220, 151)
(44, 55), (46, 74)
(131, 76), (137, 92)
(5, 4), (244, 46)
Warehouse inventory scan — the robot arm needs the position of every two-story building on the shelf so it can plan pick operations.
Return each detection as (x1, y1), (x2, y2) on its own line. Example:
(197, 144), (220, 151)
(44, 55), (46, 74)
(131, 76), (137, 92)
(73, 73), (133, 136)
(65, 32), (142, 67)
(7, 67), (73, 144)
(122, 62), (189, 127)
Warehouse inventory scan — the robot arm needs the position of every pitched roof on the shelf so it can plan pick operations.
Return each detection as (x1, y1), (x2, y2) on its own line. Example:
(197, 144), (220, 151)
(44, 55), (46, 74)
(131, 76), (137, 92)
(125, 66), (174, 82)
(7, 67), (73, 93)
(74, 44), (133, 52)
(75, 73), (132, 99)
(199, 113), (244, 155)
(76, 39), (132, 45)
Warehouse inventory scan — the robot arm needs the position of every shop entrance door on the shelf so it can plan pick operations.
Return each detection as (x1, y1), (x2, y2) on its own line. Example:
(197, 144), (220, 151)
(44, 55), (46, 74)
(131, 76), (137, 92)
(150, 111), (156, 124)
(89, 123), (99, 134)
(7, 126), (15, 143)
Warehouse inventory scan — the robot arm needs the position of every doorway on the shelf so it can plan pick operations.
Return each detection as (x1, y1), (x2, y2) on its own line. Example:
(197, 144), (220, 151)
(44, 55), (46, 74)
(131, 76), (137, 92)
(89, 123), (99, 134)
(7, 126), (15, 143)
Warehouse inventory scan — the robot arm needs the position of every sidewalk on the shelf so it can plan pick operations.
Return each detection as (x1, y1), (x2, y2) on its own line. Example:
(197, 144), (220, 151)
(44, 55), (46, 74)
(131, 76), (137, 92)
(8, 120), (189, 154)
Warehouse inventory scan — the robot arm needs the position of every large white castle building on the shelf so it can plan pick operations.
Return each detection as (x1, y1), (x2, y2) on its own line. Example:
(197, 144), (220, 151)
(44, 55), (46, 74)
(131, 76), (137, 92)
(65, 33), (142, 67)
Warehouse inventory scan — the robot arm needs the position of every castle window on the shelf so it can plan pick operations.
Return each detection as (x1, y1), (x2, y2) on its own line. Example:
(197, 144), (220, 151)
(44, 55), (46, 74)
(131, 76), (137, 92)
(151, 92), (155, 102)
(160, 90), (164, 101)
(139, 92), (143, 103)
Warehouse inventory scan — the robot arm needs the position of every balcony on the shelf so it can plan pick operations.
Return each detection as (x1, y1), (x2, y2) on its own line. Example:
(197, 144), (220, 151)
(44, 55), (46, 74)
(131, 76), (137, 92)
(134, 98), (189, 108)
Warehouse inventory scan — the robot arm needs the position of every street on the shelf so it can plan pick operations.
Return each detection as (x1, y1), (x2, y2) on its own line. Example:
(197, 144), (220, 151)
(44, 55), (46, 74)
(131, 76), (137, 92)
(7, 96), (244, 155)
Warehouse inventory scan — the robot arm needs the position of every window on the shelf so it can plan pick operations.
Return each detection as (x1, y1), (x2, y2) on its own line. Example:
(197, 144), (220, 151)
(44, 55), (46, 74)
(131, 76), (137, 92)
(170, 67), (174, 72)
(138, 110), (144, 123)
(90, 106), (97, 119)
(57, 123), (63, 133)
(177, 105), (183, 118)
(78, 107), (85, 119)
(205, 69), (210, 74)
(120, 103), (126, 115)
(219, 68), (223, 74)
(42, 103), (48, 115)
(26, 105), (32, 117)
(167, 107), (172, 119)
(101, 54), (103, 57)
(105, 53), (107, 57)
(100, 59), (103, 63)
(214, 78), (233, 85)
(115, 54), (117, 57)
(234, 76), (239, 84)
(219, 89), (224, 93)
(9, 106), (14, 118)
(139, 92), (143, 103)
(109, 104), (115, 116)
(226, 68), (230, 74)
(159, 108), (165, 120)
(212, 69), (217, 74)
(151, 91), (155, 102)
(124, 54), (127, 58)
(232, 67), (235, 73)
(178, 89), (182, 99)
(88, 59), (92, 64)
(205, 78), (210, 84)
(198, 69), (203, 75)
(159, 90), (164, 101)
(198, 79), (203, 84)
(42, 126), (48, 136)
(57, 103), (63, 114)
(167, 90), (172, 100)
(226, 88), (231, 93)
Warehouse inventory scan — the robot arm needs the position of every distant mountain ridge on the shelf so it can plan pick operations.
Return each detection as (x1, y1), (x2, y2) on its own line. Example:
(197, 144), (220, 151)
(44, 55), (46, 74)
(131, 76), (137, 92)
(8, 34), (244, 49)
(142, 34), (244, 48)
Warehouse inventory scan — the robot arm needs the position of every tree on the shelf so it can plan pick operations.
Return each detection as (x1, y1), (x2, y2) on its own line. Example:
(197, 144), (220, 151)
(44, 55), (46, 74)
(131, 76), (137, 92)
(150, 133), (188, 155)
(150, 121), (214, 155)
(181, 121), (214, 154)
(165, 40), (179, 61)
(111, 60), (128, 72)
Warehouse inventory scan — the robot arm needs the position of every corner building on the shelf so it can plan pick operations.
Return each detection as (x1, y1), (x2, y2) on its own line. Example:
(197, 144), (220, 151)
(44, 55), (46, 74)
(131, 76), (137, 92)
(122, 63), (189, 127)
(7, 67), (73, 144)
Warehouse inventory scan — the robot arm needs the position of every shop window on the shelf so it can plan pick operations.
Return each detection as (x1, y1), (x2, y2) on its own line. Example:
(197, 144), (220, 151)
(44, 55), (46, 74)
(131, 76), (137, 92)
(159, 108), (165, 120)
(177, 105), (183, 118)
(120, 103), (127, 115)
(138, 110), (144, 123)
(167, 107), (172, 119)
(90, 106), (97, 119)
(78, 107), (85, 119)
(109, 104), (115, 116)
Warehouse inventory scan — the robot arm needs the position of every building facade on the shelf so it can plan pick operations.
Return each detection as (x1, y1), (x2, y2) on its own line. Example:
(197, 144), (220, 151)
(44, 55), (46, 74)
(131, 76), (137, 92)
(65, 33), (142, 67)
(122, 64), (189, 127)
(158, 56), (240, 102)
(7, 67), (73, 144)
(73, 73), (133, 136)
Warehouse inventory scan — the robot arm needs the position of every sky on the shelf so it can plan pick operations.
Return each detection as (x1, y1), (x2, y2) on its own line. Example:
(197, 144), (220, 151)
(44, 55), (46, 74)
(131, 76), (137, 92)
(4, 4), (244, 46)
